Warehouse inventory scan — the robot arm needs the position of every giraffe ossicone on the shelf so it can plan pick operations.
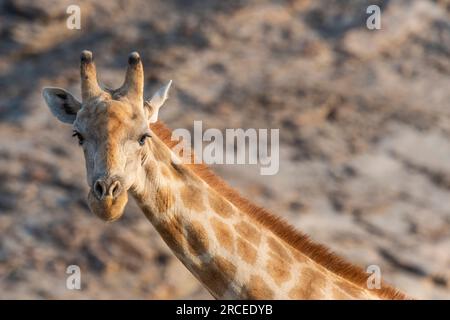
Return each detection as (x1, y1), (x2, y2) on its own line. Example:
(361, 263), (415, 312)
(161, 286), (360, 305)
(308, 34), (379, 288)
(42, 51), (408, 300)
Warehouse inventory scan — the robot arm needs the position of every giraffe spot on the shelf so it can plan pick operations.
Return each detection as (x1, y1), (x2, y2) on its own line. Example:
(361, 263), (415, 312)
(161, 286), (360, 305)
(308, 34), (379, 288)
(267, 237), (292, 263)
(156, 218), (184, 255)
(236, 237), (257, 265)
(152, 142), (171, 162)
(288, 267), (325, 299)
(160, 165), (172, 179)
(242, 275), (274, 299)
(208, 191), (235, 218)
(266, 256), (291, 286)
(186, 221), (209, 256)
(210, 217), (234, 253)
(180, 185), (206, 212)
(170, 165), (184, 181)
(234, 221), (261, 246)
(290, 248), (307, 264)
(197, 256), (237, 298)
(155, 185), (175, 213)
(143, 162), (158, 181)
(171, 162), (196, 181)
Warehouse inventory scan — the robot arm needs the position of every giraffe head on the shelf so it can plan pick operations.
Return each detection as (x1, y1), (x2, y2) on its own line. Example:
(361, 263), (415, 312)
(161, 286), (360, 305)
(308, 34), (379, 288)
(42, 51), (172, 221)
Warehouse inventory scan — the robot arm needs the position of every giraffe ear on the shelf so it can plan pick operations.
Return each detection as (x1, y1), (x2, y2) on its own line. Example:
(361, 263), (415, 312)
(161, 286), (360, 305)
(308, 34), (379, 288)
(42, 87), (82, 124)
(144, 80), (172, 123)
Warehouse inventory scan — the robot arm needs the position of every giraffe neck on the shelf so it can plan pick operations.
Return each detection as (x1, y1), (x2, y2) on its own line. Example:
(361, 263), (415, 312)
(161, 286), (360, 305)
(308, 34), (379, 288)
(129, 135), (250, 298)
(129, 132), (381, 299)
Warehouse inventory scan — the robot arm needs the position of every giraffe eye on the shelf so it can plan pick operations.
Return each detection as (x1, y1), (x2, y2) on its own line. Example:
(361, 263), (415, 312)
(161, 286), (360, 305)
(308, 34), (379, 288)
(138, 133), (151, 146)
(72, 130), (84, 145)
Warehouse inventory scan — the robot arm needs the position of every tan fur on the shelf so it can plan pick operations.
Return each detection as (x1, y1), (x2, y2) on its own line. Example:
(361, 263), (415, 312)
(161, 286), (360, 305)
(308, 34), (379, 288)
(236, 237), (257, 265)
(208, 190), (235, 218)
(180, 185), (206, 212)
(267, 237), (293, 263)
(155, 215), (185, 254)
(160, 165), (173, 179)
(332, 287), (353, 300)
(154, 185), (175, 213)
(335, 280), (365, 298)
(242, 275), (275, 299)
(197, 256), (237, 298)
(289, 248), (307, 263)
(234, 221), (261, 246)
(150, 121), (408, 300)
(45, 52), (408, 300)
(289, 267), (325, 299)
(267, 256), (292, 286)
(210, 217), (235, 254)
(186, 221), (210, 256)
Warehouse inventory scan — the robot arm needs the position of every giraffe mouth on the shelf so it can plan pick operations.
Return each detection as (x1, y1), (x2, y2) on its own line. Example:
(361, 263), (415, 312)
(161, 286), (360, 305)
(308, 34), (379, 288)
(87, 189), (128, 222)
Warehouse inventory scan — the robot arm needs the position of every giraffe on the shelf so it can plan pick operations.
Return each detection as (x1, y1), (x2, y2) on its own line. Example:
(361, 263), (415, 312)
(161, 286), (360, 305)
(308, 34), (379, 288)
(42, 51), (408, 300)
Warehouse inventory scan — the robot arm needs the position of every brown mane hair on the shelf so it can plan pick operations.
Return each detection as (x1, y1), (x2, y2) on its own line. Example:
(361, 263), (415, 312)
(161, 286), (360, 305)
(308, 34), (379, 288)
(150, 121), (408, 300)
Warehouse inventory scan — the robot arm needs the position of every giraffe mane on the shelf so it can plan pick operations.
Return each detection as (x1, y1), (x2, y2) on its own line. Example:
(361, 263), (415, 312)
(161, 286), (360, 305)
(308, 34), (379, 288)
(150, 121), (408, 300)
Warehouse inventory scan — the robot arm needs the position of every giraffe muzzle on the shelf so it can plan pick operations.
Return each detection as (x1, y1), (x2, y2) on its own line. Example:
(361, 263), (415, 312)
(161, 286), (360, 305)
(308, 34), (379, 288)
(93, 177), (123, 200)
(87, 176), (128, 222)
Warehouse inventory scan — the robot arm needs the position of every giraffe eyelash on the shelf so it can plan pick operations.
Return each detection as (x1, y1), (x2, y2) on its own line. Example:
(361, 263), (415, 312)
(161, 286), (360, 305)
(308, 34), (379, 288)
(72, 130), (84, 145)
(141, 150), (149, 166)
(138, 132), (152, 146)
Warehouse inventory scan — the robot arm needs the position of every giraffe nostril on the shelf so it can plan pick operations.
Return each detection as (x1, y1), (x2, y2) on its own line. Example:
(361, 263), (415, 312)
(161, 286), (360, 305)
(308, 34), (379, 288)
(109, 180), (122, 199)
(93, 180), (105, 199)
(93, 179), (122, 200)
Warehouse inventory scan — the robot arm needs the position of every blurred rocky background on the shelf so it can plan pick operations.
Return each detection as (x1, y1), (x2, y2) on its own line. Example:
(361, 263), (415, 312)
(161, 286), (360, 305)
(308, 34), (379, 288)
(0, 0), (449, 299)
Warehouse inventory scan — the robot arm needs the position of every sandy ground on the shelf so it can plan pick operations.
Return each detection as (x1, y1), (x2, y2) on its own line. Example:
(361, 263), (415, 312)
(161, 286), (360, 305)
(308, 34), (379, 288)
(0, 0), (449, 299)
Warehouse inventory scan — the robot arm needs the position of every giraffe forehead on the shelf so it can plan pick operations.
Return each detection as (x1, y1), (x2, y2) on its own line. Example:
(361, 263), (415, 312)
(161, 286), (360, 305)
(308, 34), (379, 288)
(75, 99), (145, 135)
(106, 100), (138, 120)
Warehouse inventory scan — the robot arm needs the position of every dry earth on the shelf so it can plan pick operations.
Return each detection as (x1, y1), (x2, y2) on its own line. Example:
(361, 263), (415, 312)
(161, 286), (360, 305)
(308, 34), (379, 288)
(0, 0), (449, 299)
